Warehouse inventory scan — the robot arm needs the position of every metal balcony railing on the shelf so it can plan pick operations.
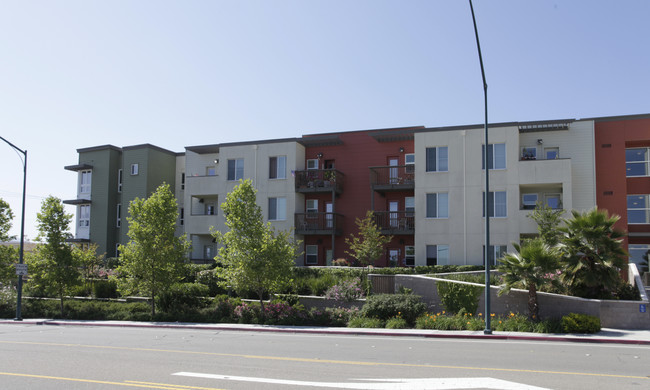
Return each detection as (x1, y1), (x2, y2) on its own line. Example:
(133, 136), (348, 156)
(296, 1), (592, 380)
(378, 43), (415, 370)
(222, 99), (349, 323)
(294, 212), (343, 235)
(369, 165), (415, 192)
(294, 169), (344, 194)
(372, 211), (415, 234)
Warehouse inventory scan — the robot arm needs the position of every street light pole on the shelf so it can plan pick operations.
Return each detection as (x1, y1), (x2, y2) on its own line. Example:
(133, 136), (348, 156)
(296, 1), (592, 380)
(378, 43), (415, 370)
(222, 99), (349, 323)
(468, 0), (492, 334)
(0, 136), (27, 321)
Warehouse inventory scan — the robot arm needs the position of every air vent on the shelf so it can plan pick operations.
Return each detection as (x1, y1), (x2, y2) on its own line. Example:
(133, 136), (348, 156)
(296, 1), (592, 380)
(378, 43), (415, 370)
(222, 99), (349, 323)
(601, 144), (612, 148)
(603, 191), (614, 196)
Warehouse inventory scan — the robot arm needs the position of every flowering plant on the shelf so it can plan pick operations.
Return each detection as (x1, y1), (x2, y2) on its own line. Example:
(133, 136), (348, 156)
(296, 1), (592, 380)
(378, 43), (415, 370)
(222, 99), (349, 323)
(324, 279), (364, 302)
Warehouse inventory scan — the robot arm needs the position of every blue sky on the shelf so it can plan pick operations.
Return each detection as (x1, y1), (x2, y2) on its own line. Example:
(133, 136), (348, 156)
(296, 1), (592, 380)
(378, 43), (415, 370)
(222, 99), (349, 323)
(1, 0), (649, 241)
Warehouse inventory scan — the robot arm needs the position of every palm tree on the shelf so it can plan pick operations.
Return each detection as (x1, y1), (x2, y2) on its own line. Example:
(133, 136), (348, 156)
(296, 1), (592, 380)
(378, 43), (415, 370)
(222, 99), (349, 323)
(498, 238), (560, 321)
(558, 208), (627, 299)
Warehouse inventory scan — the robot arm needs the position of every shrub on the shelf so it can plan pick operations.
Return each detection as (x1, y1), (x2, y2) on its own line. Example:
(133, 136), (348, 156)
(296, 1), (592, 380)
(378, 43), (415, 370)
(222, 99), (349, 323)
(561, 313), (601, 333)
(385, 316), (408, 329)
(360, 293), (426, 325)
(195, 268), (224, 297)
(348, 316), (383, 328)
(233, 302), (262, 324)
(324, 279), (364, 302)
(157, 283), (209, 313)
(0, 284), (16, 318)
(305, 274), (337, 296)
(615, 282), (641, 301)
(494, 312), (535, 332)
(332, 258), (350, 267)
(436, 280), (482, 315)
(263, 302), (309, 325)
(213, 295), (241, 322)
(93, 279), (118, 299)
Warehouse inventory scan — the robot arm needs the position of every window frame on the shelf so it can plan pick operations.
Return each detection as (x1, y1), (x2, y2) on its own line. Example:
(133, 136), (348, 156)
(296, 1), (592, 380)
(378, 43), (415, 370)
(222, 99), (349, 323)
(482, 143), (506, 170)
(425, 146), (448, 172)
(404, 245), (415, 267)
(626, 147), (650, 177)
(628, 194), (650, 224)
(521, 193), (538, 210)
(306, 199), (318, 213)
(426, 192), (449, 219)
(306, 159), (318, 170)
(483, 191), (507, 218)
(227, 158), (244, 181)
(521, 146), (537, 160)
(117, 169), (123, 193)
(269, 156), (287, 179)
(80, 170), (92, 194)
(544, 147), (559, 160)
(426, 244), (449, 266)
(79, 204), (90, 227)
(305, 245), (318, 265)
(483, 245), (507, 266)
(628, 244), (650, 266)
(130, 164), (139, 176)
(116, 203), (121, 228)
(268, 197), (287, 221)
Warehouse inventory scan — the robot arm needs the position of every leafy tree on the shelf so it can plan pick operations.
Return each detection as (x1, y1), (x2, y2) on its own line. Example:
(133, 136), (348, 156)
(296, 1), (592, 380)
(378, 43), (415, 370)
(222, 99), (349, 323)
(213, 179), (299, 316)
(0, 198), (17, 284)
(498, 238), (561, 321)
(115, 183), (190, 316)
(558, 208), (627, 299)
(28, 196), (79, 316)
(73, 243), (105, 295)
(527, 202), (564, 246)
(345, 211), (392, 267)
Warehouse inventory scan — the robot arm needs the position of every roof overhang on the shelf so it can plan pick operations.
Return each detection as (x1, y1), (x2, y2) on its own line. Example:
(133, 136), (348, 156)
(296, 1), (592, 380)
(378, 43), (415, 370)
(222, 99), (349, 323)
(63, 199), (91, 205)
(299, 135), (344, 147)
(64, 163), (93, 172)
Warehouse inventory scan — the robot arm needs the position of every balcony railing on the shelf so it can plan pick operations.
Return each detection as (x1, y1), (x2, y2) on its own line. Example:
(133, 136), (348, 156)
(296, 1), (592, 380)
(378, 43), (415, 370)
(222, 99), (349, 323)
(295, 212), (343, 235)
(369, 165), (415, 192)
(372, 211), (415, 234)
(294, 169), (344, 195)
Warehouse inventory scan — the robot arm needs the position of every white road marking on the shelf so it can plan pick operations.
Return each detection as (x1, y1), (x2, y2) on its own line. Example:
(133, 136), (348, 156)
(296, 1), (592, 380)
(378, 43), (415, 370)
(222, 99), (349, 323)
(173, 372), (550, 390)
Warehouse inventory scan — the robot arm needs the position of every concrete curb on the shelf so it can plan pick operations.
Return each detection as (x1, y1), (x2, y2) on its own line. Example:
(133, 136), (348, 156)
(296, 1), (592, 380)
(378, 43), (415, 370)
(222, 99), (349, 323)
(3, 319), (650, 346)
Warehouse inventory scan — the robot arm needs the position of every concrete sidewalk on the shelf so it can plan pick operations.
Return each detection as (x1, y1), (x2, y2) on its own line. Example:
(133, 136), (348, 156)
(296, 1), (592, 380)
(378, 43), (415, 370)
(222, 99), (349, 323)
(2, 318), (650, 345)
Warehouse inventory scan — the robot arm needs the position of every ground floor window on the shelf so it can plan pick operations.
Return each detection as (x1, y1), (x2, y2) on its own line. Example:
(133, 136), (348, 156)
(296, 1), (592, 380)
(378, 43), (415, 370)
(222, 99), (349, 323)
(306, 245), (318, 265)
(628, 244), (650, 268)
(483, 245), (507, 266)
(404, 246), (415, 266)
(426, 245), (449, 266)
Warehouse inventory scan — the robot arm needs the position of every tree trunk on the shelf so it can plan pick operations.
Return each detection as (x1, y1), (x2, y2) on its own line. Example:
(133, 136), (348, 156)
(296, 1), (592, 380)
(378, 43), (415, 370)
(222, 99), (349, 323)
(527, 282), (539, 322)
(59, 291), (65, 318)
(258, 291), (266, 323)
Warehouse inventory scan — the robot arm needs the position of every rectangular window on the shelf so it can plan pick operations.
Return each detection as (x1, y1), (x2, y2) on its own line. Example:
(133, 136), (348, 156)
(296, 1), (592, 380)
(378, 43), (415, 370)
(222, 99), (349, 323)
(116, 204), (121, 228)
(483, 245), (507, 266)
(79, 205), (90, 227)
(628, 194), (650, 224)
(483, 191), (507, 217)
(545, 193), (561, 210)
(306, 199), (318, 213)
(204, 245), (213, 260)
(521, 146), (537, 160)
(268, 197), (286, 221)
(426, 245), (449, 266)
(180, 208), (184, 226)
(405, 246), (415, 267)
(306, 245), (318, 265)
(626, 147), (650, 177)
(521, 193), (538, 210)
(80, 170), (92, 193)
(405, 153), (415, 173)
(628, 244), (650, 267)
(181, 173), (185, 190)
(545, 147), (559, 160)
(307, 159), (318, 170)
(117, 169), (123, 193)
(206, 166), (216, 176)
(131, 164), (139, 175)
(269, 156), (287, 179)
(482, 143), (506, 170)
(227, 158), (244, 180)
(425, 147), (448, 172)
(426, 193), (448, 218)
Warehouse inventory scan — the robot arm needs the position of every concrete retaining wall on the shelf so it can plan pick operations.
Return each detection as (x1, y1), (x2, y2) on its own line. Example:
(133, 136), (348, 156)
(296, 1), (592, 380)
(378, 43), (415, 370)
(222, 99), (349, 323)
(298, 296), (365, 311)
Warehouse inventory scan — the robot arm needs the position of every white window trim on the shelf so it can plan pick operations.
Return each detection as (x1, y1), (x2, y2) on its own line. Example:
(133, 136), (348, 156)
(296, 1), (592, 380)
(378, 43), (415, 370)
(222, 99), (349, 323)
(80, 170), (92, 194)
(521, 146), (537, 160)
(521, 193), (538, 210)
(269, 156), (287, 180)
(425, 146), (448, 173)
(116, 204), (121, 228)
(483, 143), (507, 170)
(484, 191), (508, 218)
(306, 159), (318, 170)
(131, 163), (139, 176)
(117, 169), (123, 193)
(628, 194), (650, 225)
(626, 147), (650, 177)
(227, 158), (244, 181)
(268, 197), (287, 221)
(426, 192), (449, 219)
(305, 245), (318, 265)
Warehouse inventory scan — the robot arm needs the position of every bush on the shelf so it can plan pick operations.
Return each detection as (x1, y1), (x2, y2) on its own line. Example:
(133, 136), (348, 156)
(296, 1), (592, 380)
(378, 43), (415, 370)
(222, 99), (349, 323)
(324, 279), (364, 302)
(212, 295), (241, 322)
(195, 268), (224, 297)
(93, 279), (118, 299)
(157, 283), (209, 313)
(615, 282), (641, 301)
(263, 302), (309, 325)
(348, 316), (383, 328)
(360, 293), (426, 325)
(436, 280), (482, 315)
(233, 302), (262, 324)
(561, 313), (601, 333)
(305, 274), (337, 296)
(385, 316), (408, 329)
(308, 306), (359, 327)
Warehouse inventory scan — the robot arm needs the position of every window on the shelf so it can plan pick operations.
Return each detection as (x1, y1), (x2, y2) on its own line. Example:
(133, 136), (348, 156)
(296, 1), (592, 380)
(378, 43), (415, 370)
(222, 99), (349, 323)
(306, 199), (318, 213)
(405, 246), (415, 267)
(79, 205), (90, 227)
(269, 156), (287, 179)
(306, 245), (318, 265)
(426, 245), (449, 266)
(545, 193), (561, 209)
(521, 147), (537, 160)
(115, 244), (120, 258)
(181, 173), (185, 190)
(405, 197), (415, 216)
(426, 193), (448, 218)
(628, 195), (650, 224)
(206, 203), (216, 215)
(117, 169), (123, 193)
(206, 166), (216, 176)
(130, 164), (139, 175)
(482, 143), (506, 170)
(227, 158), (244, 180)
(116, 204), (121, 228)
(268, 197), (286, 221)
(180, 208), (184, 226)
(425, 147), (448, 172)
(307, 159), (318, 170)
(483, 191), (507, 217)
(626, 147), (650, 177)
(405, 153), (415, 173)
(629, 244), (650, 267)
(545, 147), (559, 160)
(80, 170), (92, 193)
(204, 245), (213, 260)
(521, 193), (538, 210)
(483, 245), (507, 266)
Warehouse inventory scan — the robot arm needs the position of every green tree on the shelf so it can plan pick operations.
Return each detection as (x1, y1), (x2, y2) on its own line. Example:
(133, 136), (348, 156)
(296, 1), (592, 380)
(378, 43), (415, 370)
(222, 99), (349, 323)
(73, 243), (105, 295)
(212, 179), (299, 316)
(115, 183), (190, 316)
(527, 202), (564, 246)
(558, 208), (627, 299)
(345, 211), (392, 267)
(28, 196), (79, 316)
(498, 238), (560, 321)
(0, 198), (17, 284)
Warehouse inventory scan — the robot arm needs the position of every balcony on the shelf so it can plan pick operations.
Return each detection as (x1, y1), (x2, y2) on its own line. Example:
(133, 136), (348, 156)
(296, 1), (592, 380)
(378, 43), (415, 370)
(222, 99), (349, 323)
(294, 169), (344, 195)
(370, 165), (414, 193)
(295, 212), (343, 235)
(518, 158), (571, 185)
(372, 211), (415, 235)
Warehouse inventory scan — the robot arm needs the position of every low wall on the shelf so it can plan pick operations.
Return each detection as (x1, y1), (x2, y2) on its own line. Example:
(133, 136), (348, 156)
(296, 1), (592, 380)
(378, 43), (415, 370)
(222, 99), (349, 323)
(298, 296), (365, 311)
(370, 273), (650, 330)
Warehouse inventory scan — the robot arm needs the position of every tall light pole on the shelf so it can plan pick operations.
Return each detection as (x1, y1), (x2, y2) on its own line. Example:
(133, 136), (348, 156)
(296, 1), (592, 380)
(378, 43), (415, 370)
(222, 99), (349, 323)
(468, 0), (492, 334)
(0, 136), (27, 321)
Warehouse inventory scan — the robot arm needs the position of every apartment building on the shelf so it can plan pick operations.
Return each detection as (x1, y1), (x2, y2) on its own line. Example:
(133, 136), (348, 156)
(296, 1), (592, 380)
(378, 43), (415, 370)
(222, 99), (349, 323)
(64, 144), (182, 257)
(594, 114), (650, 268)
(64, 114), (647, 267)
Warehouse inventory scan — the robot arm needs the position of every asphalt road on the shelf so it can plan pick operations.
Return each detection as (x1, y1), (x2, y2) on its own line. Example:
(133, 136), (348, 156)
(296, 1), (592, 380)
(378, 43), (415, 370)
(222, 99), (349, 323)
(0, 324), (648, 389)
